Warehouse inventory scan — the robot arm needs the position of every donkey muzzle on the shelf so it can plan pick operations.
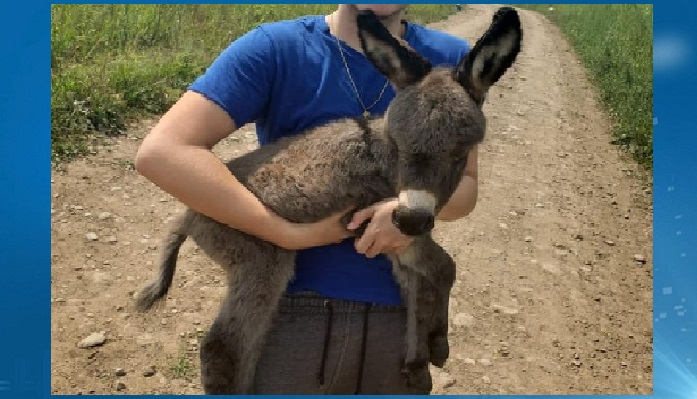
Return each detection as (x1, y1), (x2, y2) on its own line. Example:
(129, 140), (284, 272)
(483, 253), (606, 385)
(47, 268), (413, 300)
(392, 189), (437, 236)
(392, 206), (435, 236)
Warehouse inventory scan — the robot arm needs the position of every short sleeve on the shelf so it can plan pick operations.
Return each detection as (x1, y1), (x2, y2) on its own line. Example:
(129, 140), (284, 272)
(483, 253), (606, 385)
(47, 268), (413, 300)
(447, 36), (471, 66)
(411, 25), (471, 69)
(188, 26), (277, 127)
(457, 40), (471, 61)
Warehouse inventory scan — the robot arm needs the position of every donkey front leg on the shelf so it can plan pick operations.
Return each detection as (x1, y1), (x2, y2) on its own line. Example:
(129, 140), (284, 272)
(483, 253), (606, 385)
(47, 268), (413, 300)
(399, 237), (456, 368)
(200, 252), (296, 394)
(400, 272), (433, 392)
(426, 285), (450, 367)
(391, 248), (433, 393)
(420, 239), (457, 368)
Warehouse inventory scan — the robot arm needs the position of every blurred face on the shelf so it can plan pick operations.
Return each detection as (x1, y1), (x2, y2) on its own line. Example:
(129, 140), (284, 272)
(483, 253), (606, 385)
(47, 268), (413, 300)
(353, 4), (408, 19)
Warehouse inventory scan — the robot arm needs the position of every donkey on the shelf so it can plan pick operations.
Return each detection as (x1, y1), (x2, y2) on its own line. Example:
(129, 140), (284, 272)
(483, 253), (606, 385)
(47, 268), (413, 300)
(135, 7), (522, 394)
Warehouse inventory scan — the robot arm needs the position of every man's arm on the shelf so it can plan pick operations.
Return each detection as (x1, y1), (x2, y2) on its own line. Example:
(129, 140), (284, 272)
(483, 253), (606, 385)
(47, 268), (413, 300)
(436, 145), (479, 221)
(135, 91), (351, 250)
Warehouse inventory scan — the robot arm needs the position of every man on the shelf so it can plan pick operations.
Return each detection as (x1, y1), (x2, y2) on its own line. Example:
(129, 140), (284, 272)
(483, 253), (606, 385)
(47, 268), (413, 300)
(135, 4), (478, 394)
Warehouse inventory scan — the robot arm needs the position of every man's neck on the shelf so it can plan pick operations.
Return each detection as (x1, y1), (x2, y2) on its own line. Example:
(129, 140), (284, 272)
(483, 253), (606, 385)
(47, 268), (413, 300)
(326, 5), (406, 53)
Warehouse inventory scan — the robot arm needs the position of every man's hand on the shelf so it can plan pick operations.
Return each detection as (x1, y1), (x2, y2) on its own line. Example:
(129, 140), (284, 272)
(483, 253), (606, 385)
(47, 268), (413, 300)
(279, 206), (355, 251)
(347, 199), (414, 258)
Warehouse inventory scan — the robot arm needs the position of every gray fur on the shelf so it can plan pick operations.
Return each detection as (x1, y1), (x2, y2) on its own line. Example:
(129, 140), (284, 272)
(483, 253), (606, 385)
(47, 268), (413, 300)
(135, 7), (522, 395)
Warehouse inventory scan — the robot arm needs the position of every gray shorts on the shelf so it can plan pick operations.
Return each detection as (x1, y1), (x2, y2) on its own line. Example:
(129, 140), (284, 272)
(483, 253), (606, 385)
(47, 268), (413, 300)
(252, 292), (432, 395)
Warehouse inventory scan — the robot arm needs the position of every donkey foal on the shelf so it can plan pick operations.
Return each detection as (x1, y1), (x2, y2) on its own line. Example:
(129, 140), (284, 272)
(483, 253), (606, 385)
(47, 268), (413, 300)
(135, 7), (522, 395)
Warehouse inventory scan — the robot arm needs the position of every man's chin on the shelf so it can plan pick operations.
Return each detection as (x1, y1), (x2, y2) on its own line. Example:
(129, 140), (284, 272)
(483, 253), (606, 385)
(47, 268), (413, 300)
(353, 4), (407, 19)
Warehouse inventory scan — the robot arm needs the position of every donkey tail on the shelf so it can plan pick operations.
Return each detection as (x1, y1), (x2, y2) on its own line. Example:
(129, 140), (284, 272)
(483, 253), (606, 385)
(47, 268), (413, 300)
(134, 230), (188, 312)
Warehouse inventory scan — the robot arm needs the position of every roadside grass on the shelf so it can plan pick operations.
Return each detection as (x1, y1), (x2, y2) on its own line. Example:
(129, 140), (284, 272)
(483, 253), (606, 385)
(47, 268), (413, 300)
(515, 4), (653, 169)
(51, 4), (460, 162)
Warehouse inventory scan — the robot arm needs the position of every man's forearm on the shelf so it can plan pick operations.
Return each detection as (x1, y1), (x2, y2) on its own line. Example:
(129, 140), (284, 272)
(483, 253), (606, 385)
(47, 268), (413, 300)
(135, 142), (292, 247)
(436, 175), (478, 221)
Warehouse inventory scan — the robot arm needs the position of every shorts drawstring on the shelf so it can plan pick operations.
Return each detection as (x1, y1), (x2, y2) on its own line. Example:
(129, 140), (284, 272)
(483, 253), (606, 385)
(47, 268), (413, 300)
(354, 302), (371, 395)
(318, 299), (334, 387)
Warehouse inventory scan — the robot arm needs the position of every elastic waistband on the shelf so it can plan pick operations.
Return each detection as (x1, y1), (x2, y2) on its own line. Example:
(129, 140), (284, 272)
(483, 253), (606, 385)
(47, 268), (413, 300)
(278, 292), (405, 314)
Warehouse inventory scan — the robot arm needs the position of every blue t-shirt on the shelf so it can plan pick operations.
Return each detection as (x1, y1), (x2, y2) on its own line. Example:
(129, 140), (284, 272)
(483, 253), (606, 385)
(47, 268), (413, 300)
(189, 15), (470, 306)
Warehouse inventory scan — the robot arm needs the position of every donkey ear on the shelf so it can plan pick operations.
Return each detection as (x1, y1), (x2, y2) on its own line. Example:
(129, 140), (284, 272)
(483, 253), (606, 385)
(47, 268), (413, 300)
(454, 7), (523, 104)
(357, 10), (432, 90)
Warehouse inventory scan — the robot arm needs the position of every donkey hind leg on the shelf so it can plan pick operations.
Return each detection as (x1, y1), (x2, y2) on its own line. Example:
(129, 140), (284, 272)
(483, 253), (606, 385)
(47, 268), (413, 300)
(200, 249), (296, 394)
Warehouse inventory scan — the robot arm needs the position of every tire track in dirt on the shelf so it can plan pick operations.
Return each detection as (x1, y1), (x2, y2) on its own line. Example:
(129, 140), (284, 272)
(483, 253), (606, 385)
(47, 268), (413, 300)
(429, 5), (652, 394)
(50, 5), (652, 395)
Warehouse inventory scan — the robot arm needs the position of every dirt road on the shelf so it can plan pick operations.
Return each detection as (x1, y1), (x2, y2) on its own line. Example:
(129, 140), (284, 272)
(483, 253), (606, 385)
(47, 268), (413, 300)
(51, 5), (653, 395)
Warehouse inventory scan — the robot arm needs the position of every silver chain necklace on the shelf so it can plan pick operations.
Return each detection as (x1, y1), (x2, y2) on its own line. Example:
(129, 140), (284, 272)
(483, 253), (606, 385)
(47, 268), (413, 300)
(330, 15), (390, 119)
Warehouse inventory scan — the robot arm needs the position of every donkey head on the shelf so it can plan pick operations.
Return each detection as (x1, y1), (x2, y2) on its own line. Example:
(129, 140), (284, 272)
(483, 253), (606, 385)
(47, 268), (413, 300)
(357, 7), (523, 236)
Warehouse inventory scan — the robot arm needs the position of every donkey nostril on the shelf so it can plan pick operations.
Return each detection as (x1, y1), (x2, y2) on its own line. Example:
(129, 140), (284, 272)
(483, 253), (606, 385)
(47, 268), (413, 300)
(422, 215), (435, 231)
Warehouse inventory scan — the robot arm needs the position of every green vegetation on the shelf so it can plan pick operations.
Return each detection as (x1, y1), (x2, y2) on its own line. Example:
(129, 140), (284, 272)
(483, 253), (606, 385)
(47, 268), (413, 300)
(516, 4), (653, 169)
(51, 4), (459, 162)
(169, 351), (193, 379)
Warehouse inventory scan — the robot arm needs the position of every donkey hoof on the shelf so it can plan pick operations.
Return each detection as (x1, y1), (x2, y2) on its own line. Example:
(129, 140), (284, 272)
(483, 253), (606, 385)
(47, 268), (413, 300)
(401, 359), (432, 392)
(429, 335), (450, 367)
